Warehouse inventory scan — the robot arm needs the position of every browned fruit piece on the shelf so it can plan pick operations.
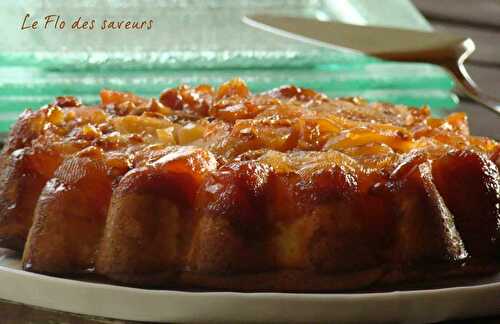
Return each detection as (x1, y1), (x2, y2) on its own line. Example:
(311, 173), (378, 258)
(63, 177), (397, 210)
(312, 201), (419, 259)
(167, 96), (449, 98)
(187, 161), (273, 274)
(22, 148), (115, 274)
(432, 150), (500, 258)
(387, 160), (467, 266)
(96, 147), (217, 286)
(0, 147), (62, 250)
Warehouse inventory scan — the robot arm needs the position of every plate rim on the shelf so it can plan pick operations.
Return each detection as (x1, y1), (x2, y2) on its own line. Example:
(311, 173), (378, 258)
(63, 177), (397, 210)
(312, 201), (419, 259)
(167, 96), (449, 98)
(1, 251), (499, 323)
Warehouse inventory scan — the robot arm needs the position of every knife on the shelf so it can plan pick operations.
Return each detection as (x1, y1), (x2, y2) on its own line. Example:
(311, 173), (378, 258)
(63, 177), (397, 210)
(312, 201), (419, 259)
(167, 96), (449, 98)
(243, 14), (500, 115)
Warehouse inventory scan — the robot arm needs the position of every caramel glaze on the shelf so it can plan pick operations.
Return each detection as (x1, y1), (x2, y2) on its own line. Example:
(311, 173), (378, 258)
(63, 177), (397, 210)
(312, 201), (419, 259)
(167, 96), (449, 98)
(0, 78), (498, 291)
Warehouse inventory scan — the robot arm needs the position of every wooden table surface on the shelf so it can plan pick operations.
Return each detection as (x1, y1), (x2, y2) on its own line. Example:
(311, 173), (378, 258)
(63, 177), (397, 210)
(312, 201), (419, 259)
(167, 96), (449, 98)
(1, 0), (499, 323)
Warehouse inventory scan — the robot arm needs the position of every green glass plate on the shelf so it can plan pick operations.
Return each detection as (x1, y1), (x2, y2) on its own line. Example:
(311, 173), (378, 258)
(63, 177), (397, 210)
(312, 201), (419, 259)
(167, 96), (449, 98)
(0, 0), (432, 70)
(0, 0), (457, 132)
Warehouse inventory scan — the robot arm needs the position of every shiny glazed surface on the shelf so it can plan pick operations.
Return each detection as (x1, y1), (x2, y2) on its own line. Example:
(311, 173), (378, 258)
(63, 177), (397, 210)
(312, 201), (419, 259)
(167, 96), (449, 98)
(0, 79), (498, 291)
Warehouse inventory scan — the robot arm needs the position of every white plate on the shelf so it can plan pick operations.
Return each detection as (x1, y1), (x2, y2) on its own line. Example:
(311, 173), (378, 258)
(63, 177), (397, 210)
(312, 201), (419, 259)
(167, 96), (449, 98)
(0, 249), (499, 323)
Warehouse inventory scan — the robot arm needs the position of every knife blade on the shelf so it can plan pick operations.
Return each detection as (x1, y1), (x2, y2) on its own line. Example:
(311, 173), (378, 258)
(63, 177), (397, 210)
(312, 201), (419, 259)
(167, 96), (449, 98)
(242, 14), (470, 61)
(243, 14), (500, 115)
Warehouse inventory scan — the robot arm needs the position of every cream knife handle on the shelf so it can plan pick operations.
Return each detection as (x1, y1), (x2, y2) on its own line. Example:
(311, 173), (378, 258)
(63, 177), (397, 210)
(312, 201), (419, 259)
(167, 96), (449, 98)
(441, 60), (500, 115)
(381, 38), (500, 116)
(420, 37), (500, 115)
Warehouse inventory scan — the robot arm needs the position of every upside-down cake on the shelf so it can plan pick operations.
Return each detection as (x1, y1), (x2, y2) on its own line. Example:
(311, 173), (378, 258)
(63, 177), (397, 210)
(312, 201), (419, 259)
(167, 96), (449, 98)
(0, 79), (499, 292)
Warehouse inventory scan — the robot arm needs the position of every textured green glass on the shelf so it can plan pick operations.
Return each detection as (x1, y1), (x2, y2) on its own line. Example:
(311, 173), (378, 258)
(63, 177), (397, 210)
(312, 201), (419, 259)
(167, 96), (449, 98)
(0, 0), (457, 132)
(0, 62), (458, 132)
(0, 63), (458, 132)
(0, 0), (431, 71)
(0, 63), (454, 95)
